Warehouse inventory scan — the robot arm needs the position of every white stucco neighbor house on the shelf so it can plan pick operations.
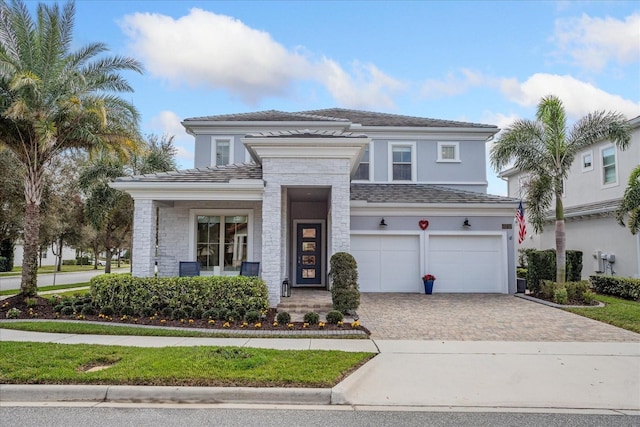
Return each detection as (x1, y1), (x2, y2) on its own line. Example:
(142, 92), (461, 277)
(112, 109), (520, 306)
(500, 115), (640, 279)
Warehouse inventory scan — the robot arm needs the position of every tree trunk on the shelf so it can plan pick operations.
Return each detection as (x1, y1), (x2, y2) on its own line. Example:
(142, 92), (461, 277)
(555, 193), (566, 284)
(105, 247), (112, 274)
(21, 202), (40, 297)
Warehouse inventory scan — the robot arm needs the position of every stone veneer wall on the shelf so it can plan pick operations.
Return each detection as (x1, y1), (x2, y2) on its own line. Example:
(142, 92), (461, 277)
(156, 200), (262, 277)
(262, 157), (352, 306)
(132, 199), (157, 277)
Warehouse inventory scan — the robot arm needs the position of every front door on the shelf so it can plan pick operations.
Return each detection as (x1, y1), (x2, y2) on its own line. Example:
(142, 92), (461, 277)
(296, 223), (322, 286)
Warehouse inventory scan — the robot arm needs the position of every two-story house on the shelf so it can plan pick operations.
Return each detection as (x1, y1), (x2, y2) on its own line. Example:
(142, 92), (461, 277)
(500, 115), (640, 279)
(113, 109), (519, 306)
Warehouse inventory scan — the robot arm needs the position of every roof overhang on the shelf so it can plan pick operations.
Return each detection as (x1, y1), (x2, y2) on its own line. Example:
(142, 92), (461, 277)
(109, 179), (264, 201)
(182, 120), (350, 136)
(350, 201), (518, 217)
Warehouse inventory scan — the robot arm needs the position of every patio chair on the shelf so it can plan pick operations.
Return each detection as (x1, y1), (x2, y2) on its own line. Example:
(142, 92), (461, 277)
(179, 261), (200, 277)
(239, 261), (260, 277)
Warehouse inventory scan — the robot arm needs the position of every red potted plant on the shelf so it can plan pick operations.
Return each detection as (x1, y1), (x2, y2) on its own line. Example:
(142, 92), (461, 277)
(422, 274), (436, 294)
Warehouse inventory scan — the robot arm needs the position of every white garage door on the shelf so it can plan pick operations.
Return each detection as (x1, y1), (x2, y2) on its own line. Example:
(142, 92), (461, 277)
(351, 235), (421, 292)
(427, 235), (506, 293)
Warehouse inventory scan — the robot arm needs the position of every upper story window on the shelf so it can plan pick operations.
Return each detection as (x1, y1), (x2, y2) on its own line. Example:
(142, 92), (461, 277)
(389, 143), (416, 181)
(581, 151), (593, 172)
(517, 174), (530, 198)
(353, 144), (371, 181)
(437, 142), (460, 162)
(601, 145), (617, 186)
(212, 137), (233, 166)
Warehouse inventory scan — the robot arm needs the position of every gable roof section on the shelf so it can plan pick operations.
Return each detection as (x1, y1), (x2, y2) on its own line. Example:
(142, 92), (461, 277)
(114, 163), (262, 183)
(244, 129), (368, 138)
(183, 110), (349, 123)
(351, 183), (518, 204)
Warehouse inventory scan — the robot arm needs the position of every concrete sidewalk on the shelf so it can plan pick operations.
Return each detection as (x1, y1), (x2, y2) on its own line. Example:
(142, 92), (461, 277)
(1, 329), (639, 412)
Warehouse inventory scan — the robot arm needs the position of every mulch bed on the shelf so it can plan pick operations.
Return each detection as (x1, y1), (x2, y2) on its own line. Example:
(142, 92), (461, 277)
(0, 295), (368, 334)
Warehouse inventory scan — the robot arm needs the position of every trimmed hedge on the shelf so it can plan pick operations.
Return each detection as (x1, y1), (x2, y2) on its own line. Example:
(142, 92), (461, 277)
(90, 274), (269, 317)
(590, 275), (640, 301)
(525, 249), (583, 295)
(0, 256), (9, 273)
(330, 252), (360, 314)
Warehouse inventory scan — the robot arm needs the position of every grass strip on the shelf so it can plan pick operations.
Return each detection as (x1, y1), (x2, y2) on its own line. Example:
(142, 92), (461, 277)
(565, 295), (640, 333)
(0, 341), (373, 387)
(0, 321), (368, 339)
(0, 265), (104, 277)
(0, 283), (91, 296)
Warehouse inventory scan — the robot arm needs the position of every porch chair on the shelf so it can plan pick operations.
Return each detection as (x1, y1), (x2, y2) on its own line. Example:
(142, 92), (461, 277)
(239, 261), (260, 277)
(179, 261), (200, 277)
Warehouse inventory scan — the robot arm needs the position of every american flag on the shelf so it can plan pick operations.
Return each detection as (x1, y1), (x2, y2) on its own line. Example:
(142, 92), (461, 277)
(516, 201), (527, 244)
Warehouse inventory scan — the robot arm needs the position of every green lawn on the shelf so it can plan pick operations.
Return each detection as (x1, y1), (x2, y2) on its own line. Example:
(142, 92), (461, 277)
(0, 341), (373, 387)
(0, 265), (103, 277)
(0, 283), (91, 296)
(565, 294), (640, 333)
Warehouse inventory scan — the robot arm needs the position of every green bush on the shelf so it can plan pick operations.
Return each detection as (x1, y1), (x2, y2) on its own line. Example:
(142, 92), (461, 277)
(202, 309), (218, 320)
(303, 312), (320, 324)
(60, 306), (75, 316)
(76, 256), (90, 266)
(330, 252), (360, 314)
(590, 275), (640, 301)
(216, 308), (229, 321)
(191, 307), (204, 320)
(245, 310), (260, 323)
(525, 249), (584, 295)
(54, 304), (65, 313)
(81, 305), (95, 316)
(276, 311), (291, 324)
(62, 259), (76, 266)
(0, 239), (15, 272)
(566, 251), (583, 282)
(516, 268), (527, 278)
(161, 307), (173, 318)
(90, 274), (269, 318)
(541, 280), (595, 305)
(100, 306), (114, 316)
(6, 308), (20, 319)
(120, 306), (135, 316)
(553, 287), (568, 304)
(141, 307), (155, 317)
(0, 256), (9, 273)
(226, 309), (240, 322)
(172, 308), (187, 320)
(325, 310), (344, 324)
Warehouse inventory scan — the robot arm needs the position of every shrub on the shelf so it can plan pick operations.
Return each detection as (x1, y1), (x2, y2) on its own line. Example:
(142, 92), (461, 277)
(245, 310), (261, 323)
(236, 307), (247, 318)
(553, 287), (568, 304)
(172, 308), (187, 320)
(330, 252), (360, 313)
(161, 307), (173, 318)
(525, 249), (583, 295)
(100, 306), (114, 316)
(565, 281), (591, 303)
(590, 275), (640, 301)
(0, 256), (8, 273)
(25, 298), (37, 308)
(76, 256), (90, 266)
(54, 304), (65, 313)
(303, 312), (320, 324)
(182, 306), (193, 317)
(203, 309), (218, 320)
(81, 305), (95, 315)
(90, 274), (269, 317)
(516, 268), (527, 278)
(325, 310), (343, 324)
(73, 303), (85, 313)
(216, 308), (228, 321)
(582, 290), (597, 305)
(120, 306), (135, 316)
(191, 307), (204, 320)
(141, 307), (156, 317)
(276, 311), (291, 324)
(62, 259), (76, 266)
(226, 309), (240, 322)
(60, 306), (75, 316)
(6, 308), (20, 319)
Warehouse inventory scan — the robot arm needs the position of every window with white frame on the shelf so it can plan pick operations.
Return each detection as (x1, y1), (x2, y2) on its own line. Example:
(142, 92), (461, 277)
(212, 137), (233, 166)
(353, 144), (370, 181)
(437, 142), (460, 162)
(390, 143), (415, 181)
(196, 214), (248, 273)
(517, 174), (530, 198)
(581, 151), (593, 172)
(601, 146), (617, 186)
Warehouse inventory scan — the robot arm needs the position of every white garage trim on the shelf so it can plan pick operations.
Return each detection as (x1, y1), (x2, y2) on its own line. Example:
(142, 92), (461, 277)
(425, 231), (508, 293)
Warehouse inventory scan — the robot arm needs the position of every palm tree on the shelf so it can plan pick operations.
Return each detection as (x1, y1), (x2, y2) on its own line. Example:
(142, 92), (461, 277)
(0, 0), (142, 296)
(616, 165), (640, 235)
(490, 95), (630, 284)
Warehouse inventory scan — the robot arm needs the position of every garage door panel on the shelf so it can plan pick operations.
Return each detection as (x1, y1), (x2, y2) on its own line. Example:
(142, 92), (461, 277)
(354, 251), (382, 292)
(380, 250), (421, 292)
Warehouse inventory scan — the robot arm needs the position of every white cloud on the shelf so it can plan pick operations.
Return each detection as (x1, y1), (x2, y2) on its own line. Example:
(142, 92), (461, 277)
(120, 8), (402, 108)
(499, 73), (640, 119)
(552, 13), (640, 72)
(420, 69), (493, 99)
(149, 110), (193, 168)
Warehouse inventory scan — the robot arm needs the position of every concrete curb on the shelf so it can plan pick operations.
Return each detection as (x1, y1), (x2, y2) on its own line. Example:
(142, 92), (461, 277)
(0, 384), (331, 405)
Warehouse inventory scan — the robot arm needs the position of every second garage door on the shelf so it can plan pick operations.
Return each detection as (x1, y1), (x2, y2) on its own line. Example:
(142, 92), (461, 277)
(351, 234), (421, 292)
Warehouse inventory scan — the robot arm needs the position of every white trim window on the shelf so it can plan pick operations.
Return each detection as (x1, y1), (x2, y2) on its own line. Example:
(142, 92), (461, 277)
(437, 141), (460, 162)
(211, 137), (233, 166)
(389, 142), (416, 182)
(517, 174), (530, 199)
(189, 210), (253, 275)
(353, 143), (372, 181)
(601, 145), (618, 186)
(581, 150), (593, 172)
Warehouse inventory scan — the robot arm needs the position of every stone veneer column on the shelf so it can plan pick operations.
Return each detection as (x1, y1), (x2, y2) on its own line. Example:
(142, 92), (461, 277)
(132, 199), (157, 277)
(261, 181), (282, 306)
(330, 176), (351, 255)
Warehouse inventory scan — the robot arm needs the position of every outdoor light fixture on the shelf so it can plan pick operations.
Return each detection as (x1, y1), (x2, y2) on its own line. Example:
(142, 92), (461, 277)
(379, 218), (388, 227)
(281, 278), (291, 297)
(463, 218), (471, 228)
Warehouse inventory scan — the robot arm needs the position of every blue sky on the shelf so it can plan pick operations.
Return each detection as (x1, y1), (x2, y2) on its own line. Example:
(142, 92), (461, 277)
(56, 1), (640, 194)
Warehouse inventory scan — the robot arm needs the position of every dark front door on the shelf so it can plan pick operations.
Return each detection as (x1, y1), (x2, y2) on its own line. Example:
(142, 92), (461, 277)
(296, 223), (322, 286)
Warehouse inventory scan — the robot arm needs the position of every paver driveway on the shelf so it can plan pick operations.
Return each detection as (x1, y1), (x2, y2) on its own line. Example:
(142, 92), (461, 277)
(357, 293), (640, 341)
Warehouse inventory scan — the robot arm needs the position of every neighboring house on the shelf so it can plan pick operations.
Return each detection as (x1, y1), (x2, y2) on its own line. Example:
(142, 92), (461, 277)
(13, 242), (76, 267)
(112, 109), (520, 306)
(500, 115), (640, 279)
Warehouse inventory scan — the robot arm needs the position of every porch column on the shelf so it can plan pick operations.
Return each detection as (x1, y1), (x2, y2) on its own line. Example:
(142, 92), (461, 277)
(330, 176), (351, 255)
(132, 198), (157, 277)
(262, 181), (282, 306)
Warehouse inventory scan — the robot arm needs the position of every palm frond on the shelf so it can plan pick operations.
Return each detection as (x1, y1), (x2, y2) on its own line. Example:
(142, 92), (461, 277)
(616, 165), (640, 235)
(526, 174), (554, 233)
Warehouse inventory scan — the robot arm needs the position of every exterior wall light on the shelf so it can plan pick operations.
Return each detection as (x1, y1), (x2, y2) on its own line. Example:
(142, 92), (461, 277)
(379, 218), (388, 227)
(463, 218), (471, 229)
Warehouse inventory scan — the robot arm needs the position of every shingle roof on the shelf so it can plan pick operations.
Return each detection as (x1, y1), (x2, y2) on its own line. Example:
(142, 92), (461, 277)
(350, 183), (518, 204)
(245, 129), (368, 138)
(183, 108), (496, 129)
(547, 199), (621, 220)
(114, 163), (263, 183)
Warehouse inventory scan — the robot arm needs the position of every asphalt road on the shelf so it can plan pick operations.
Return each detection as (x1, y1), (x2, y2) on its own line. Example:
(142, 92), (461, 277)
(0, 406), (637, 427)
(0, 268), (130, 291)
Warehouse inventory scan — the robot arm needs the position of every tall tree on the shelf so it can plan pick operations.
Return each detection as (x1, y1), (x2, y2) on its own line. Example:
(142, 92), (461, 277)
(490, 95), (630, 284)
(616, 165), (640, 235)
(0, 148), (23, 271)
(0, 0), (142, 296)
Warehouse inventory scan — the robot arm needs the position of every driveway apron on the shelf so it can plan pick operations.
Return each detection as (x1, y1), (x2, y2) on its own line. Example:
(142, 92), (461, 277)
(357, 293), (640, 341)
